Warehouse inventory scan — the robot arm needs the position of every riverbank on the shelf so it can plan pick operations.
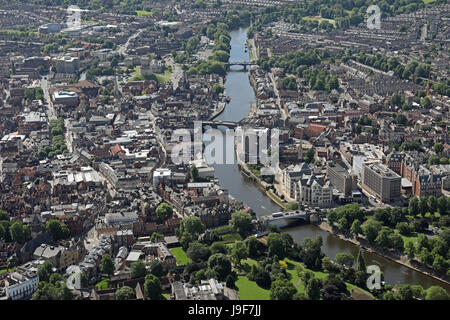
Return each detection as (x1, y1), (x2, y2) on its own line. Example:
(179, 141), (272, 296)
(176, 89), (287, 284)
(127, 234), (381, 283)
(316, 221), (450, 288)
(209, 101), (226, 120)
(237, 160), (286, 210)
(214, 26), (450, 292)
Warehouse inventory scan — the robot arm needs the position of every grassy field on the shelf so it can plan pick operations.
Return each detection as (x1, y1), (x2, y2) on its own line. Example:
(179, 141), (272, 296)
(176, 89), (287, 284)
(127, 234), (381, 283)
(154, 73), (171, 83)
(283, 258), (374, 299)
(95, 278), (111, 290)
(170, 247), (190, 266)
(0, 269), (8, 274)
(402, 233), (419, 248)
(303, 16), (337, 27)
(235, 276), (271, 300)
(129, 66), (171, 84)
(136, 10), (153, 16)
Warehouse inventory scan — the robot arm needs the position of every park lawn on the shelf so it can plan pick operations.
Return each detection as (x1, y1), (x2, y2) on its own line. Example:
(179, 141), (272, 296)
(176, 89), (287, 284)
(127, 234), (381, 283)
(170, 247), (190, 266)
(235, 276), (270, 300)
(346, 283), (375, 299)
(302, 16), (336, 27)
(162, 293), (169, 300)
(402, 234), (419, 248)
(155, 73), (171, 83)
(241, 258), (259, 268)
(136, 10), (153, 16)
(0, 269), (8, 274)
(95, 278), (111, 290)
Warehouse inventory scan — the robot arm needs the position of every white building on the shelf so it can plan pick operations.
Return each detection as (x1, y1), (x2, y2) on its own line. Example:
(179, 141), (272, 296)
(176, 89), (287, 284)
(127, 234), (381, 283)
(5, 271), (39, 300)
(282, 163), (311, 199)
(297, 175), (332, 208)
(153, 168), (172, 187)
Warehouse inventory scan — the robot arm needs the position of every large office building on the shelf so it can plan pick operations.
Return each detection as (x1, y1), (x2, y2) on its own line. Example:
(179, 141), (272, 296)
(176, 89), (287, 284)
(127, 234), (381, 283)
(361, 162), (401, 203)
(53, 56), (79, 74)
(327, 161), (354, 196)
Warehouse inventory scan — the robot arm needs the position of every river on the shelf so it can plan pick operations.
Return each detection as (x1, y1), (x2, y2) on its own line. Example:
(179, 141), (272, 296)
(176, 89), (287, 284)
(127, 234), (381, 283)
(206, 26), (449, 293)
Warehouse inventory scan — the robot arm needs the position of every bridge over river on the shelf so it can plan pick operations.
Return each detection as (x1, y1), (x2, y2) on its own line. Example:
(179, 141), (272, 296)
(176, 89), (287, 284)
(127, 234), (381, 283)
(258, 210), (311, 224)
(225, 61), (257, 70)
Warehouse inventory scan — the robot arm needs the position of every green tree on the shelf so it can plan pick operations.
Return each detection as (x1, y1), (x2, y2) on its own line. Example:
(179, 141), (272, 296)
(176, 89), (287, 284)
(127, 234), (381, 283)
(46, 219), (70, 241)
(433, 143), (444, 154)
(270, 278), (297, 300)
(150, 232), (164, 243)
(212, 83), (225, 97)
(37, 261), (54, 282)
(350, 219), (362, 237)
(375, 227), (393, 247)
(131, 260), (147, 278)
(190, 165), (199, 182)
(207, 253), (232, 281)
(361, 218), (383, 243)
(437, 196), (447, 214)
(100, 254), (115, 276)
(267, 233), (286, 259)
(210, 242), (228, 255)
(334, 253), (354, 269)
(421, 96), (432, 109)
(178, 216), (205, 237)
(304, 148), (314, 164)
(149, 260), (165, 278)
(299, 236), (324, 270)
(116, 286), (135, 300)
(144, 274), (162, 300)
(405, 241), (415, 259)
(408, 197), (420, 216)
(155, 203), (173, 222)
(356, 249), (366, 272)
(0, 210), (9, 221)
(229, 210), (253, 236)
(9, 221), (30, 244)
(230, 241), (248, 266)
(419, 196), (429, 215)
(187, 242), (211, 262)
(284, 202), (299, 211)
(306, 277), (322, 300)
(425, 286), (450, 300)
(245, 236), (266, 258)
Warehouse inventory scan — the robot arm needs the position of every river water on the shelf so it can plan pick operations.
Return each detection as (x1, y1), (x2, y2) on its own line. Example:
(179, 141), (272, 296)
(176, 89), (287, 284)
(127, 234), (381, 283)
(207, 27), (449, 293)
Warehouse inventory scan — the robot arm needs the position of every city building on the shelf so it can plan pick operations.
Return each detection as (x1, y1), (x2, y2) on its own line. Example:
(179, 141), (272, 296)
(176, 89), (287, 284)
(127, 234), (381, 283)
(327, 161), (354, 196)
(53, 56), (79, 74)
(361, 162), (401, 203)
(282, 163), (311, 199)
(4, 270), (39, 300)
(297, 174), (333, 208)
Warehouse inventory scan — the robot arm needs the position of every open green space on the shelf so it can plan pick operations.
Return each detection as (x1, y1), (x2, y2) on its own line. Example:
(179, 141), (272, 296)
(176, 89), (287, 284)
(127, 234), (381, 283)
(136, 10), (153, 16)
(235, 276), (271, 300)
(170, 246), (190, 266)
(95, 278), (111, 290)
(302, 16), (337, 27)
